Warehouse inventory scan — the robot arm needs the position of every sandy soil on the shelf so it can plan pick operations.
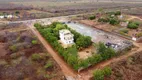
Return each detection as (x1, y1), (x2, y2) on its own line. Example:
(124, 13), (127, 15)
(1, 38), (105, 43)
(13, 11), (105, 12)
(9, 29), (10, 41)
(78, 46), (96, 60)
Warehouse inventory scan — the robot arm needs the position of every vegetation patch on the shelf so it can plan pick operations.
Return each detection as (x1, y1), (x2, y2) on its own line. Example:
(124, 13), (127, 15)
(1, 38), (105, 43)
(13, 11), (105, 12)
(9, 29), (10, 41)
(93, 67), (112, 80)
(127, 21), (140, 29)
(34, 22), (116, 71)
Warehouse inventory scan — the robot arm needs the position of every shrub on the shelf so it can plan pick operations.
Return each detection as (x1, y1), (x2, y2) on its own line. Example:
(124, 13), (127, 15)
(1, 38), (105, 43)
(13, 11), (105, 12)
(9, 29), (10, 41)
(93, 67), (112, 80)
(32, 40), (38, 45)
(109, 18), (120, 25)
(15, 11), (20, 15)
(44, 74), (50, 79)
(31, 54), (42, 61)
(115, 11), (121, 15)
(98, 17), (109, 22)
(127, 21), (139, 29)
(88, 54), (103, 65)
(106, 11), (121, 16)
(9, 45), (18, 52)
(119, 29), (128, 34)
(93, 69), (104, 80)
(44, 61), (53, 69)
(89, 15), (96, 20)
(103, 67), (112, 76)
(136, 32), (142, 38)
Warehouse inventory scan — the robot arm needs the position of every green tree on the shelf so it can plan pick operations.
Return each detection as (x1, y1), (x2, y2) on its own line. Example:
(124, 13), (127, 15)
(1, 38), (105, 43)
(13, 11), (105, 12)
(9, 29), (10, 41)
(89, 15), (96, 20)
(15, 11), (20, 15)
(127, 21), (139, 29)
(95, 42), (116, 60)
(96, 42), (107, 54)
(109, 18), (120, 25)
(53, 23), (66, 38)
(76, 36), (92, 49)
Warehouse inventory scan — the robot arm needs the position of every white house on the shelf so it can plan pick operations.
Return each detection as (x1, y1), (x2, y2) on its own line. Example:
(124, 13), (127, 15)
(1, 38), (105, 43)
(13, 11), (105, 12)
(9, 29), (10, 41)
(119, 15), (123, 19)
(59, 29), (74, 45)
(132, 37), (137, 41)
(6, 15), (13, 18)
(0, 15), (4, 19)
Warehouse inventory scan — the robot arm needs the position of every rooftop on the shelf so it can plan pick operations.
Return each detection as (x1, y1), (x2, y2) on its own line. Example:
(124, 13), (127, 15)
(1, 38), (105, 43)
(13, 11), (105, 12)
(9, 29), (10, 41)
(60, 29), (71, 35)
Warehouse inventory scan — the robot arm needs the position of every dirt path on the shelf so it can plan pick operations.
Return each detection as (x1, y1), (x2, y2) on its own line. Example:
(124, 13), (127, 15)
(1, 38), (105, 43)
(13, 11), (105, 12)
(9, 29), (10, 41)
(27, 23), (78, 79)
(128, 15), (142, 21)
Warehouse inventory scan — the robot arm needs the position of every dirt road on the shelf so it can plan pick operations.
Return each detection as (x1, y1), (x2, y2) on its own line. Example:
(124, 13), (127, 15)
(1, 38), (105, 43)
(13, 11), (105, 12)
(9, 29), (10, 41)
(128, 15), (142, 21)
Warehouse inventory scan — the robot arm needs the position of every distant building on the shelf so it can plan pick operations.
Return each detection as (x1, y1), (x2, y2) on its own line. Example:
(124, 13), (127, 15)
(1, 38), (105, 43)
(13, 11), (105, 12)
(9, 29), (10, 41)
(5, 15), (13, 18)
(132, 37), (137, 41)
(0, 15), (4, 19)
(119, 15), (123, 19)
(59, 29), (74, 45)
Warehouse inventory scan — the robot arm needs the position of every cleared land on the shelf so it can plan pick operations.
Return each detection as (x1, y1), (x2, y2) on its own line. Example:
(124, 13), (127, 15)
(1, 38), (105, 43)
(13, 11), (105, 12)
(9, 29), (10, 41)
(0, 23), (64, 80)
(106, 50), (142, 80)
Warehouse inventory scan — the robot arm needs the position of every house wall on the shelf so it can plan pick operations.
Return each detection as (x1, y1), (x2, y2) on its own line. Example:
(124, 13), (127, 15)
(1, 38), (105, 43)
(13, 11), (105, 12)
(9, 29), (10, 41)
(59, 32), (74, 45)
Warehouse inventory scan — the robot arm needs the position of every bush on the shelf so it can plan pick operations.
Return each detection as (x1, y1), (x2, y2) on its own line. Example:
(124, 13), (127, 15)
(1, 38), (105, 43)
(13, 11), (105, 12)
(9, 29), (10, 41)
(103, 67), (112, 76)
(44, 61), (53, 69)
(88, 54), (103, 65)
(106, 11), (121, 16)
(98, 17), (109, 22)
(109, 18), (120, 25)
(9, 45), (18, 52)
(127, 21), (139, 29)
(136, 32), (142, 38)
(93, 69), (104, 80)
(115, 11), (121, 15)
(44, 74), (50, 79)
(32, 40), (38, 45)
(119, 29), (128, 34)
(89, 15), (96, 20)
(15, 11), (20, 15)
(93, 67), (112, 80)
(31, 54), (42, 61)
